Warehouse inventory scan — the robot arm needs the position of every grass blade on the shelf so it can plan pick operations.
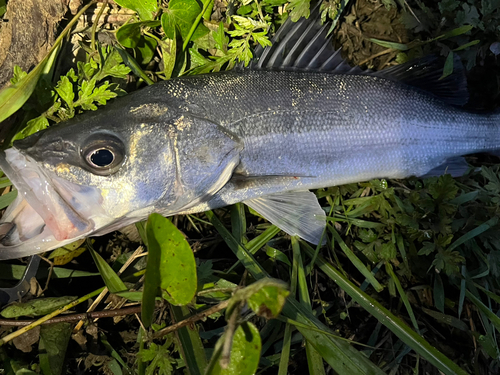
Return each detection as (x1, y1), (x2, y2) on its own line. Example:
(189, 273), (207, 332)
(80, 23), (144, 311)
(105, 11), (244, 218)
(170, 305), (207, 375)
(205, 210), (268, 279)
(292, 237), (325, 375)
(329, 225), (384, 292)
(466, 290), (500, 334)
(208, 211), (386, 374)
(448, 217), (498, 251)
(385, 262), (419, 332)
(277, 323), (292, 375)
(88, 246), (127, 293)
(301, 245), (468, 375)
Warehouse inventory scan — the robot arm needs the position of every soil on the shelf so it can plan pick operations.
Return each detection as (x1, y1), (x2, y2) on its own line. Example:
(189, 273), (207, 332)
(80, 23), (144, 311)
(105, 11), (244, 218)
(0, 0), (69, 88)
(336, 0), (411, 69)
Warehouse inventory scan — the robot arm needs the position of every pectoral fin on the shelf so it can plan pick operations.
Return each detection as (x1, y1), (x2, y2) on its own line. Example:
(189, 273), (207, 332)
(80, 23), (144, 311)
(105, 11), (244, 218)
(244, 190), (326, 245)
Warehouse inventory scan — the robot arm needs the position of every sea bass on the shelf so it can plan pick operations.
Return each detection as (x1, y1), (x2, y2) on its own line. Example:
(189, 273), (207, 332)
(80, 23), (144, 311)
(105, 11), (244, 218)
(0, 9), (498, 260)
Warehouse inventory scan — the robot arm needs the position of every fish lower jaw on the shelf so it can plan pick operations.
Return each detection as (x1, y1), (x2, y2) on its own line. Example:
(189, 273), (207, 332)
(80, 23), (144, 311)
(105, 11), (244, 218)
(0, 194), (84, 259)
(0, 149), (103, 259)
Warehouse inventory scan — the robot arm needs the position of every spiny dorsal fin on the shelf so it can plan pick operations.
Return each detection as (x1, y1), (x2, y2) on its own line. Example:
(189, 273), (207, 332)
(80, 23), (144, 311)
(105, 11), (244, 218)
(248, 2), (363, 74)
(246, 3), (469, 106)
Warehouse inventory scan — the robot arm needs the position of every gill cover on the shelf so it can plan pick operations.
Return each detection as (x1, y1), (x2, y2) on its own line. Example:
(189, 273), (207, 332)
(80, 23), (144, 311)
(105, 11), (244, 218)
(161, 114), (243, 214)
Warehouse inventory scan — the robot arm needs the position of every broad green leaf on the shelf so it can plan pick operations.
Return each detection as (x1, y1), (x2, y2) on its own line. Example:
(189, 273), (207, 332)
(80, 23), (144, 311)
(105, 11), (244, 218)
(0, 177), (12, 189)
(147, 213), (197, 306)
(266, 246), (291, 267)
(453, 39), (480, 51)
(440, 52), (454, 80)
(450, 190), (479, 205)
(116, 291), (144, 301)
(421, 308), (469, 331)
(0, 51), (52, 123)
(89, 247), (127, 293)
(245, 279), (289, 319)
(116, 21), (160, 48)
(433, 273), (445, 313)
(159, 37), (177, 80)
(114, 45), (155, 86)
(48, 239), (87, 265)
(0, 263), (98, 280)
(161, 0), (209, 41)
(142, 214), (163, 328)
(1, 296), (76, 318)
(11, 116), (49, 143)
(113, 0), (157, 21)
(438, 25), (473, 39)
(39, 322), (72, 375)
(137, 35), (158, 65)
(287, 0), (310, 21)
(0, 0), (6, 17)
(208, 322), (261, 375)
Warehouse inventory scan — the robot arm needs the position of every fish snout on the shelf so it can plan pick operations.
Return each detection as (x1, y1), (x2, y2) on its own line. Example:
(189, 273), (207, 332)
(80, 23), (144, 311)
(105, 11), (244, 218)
(13, 131), (45, 150)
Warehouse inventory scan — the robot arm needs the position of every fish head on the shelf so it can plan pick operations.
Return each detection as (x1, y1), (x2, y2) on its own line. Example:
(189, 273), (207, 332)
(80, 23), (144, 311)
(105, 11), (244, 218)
(0, 93), (242, 259)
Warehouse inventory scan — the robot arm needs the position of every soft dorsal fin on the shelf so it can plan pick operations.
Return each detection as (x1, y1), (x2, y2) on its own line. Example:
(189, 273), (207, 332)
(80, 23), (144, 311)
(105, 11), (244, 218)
(245, 2), (469, 106)
(371, 54), (469, 106)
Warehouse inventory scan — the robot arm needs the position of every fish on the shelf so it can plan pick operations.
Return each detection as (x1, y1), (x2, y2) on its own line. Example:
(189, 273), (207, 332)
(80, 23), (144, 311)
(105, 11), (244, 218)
(0, 6), (498, 260)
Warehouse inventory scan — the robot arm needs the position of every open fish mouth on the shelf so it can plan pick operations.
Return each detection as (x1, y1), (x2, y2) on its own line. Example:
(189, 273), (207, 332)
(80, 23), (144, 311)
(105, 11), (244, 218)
(0, 148), (104, 260)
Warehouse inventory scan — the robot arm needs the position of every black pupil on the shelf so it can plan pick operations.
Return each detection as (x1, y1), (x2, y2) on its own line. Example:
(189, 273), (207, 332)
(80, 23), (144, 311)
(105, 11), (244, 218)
(90, 149), (114, 167)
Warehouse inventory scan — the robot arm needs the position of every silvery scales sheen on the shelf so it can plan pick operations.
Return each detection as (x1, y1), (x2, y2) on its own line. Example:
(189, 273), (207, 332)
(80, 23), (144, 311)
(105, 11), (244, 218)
(0, 8), (498, 260)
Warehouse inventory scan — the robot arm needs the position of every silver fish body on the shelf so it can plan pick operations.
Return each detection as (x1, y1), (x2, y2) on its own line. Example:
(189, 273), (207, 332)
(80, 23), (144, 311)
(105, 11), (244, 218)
(0, 6), (499, 259)
(0, 69), (498, 259)
(176, 70), (500, 212)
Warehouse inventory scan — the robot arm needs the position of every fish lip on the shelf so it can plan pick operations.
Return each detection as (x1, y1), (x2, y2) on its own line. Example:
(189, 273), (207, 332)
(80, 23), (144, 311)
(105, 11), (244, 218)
(0, 148), (96, 259)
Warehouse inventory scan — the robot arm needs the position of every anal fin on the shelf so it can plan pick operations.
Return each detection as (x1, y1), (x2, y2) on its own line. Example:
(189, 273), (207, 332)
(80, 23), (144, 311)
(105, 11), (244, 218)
(244, 190), (326, 245)
(421, 156), (470, 178)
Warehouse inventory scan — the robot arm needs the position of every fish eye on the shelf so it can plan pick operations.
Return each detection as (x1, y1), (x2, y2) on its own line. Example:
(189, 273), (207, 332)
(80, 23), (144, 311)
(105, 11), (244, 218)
(88, 148), (115, 167)
(81, 133), (125, 175)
